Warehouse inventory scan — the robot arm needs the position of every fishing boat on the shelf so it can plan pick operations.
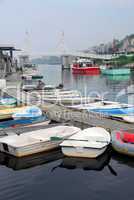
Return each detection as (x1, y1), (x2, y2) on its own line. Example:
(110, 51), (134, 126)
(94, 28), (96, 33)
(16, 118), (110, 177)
(72, 58), (100, 75)
(60, 127), (111, 158)
(0, 115), (50, 129)
(112, 129), (134, 156)
(0, 126), (80, 157)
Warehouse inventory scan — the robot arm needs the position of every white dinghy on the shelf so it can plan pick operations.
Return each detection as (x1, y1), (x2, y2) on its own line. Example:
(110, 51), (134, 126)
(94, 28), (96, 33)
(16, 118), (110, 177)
(0, 126), (80, 157)
(60, 127), (111, 158)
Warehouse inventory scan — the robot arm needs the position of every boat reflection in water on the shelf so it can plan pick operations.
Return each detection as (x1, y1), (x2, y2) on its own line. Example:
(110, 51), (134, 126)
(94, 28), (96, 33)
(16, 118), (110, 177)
(112, 152), (134, 169)
(106, 75), (130, 81)
(0, 149), (63, 171)
(52, 148), (117, 176)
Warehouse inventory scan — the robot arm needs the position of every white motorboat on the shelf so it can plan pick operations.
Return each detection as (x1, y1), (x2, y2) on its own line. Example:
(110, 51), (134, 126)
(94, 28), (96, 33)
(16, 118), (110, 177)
(0, 126), (80, 157)
(60, 127), (111, 158)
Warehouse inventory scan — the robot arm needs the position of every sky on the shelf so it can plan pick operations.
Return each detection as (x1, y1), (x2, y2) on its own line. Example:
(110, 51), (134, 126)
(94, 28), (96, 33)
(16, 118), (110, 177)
(0, 0), (134, 55)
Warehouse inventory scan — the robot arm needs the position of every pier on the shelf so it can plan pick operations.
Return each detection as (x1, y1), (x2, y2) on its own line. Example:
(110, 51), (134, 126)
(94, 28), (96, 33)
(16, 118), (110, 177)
(0, 46), (20, 78)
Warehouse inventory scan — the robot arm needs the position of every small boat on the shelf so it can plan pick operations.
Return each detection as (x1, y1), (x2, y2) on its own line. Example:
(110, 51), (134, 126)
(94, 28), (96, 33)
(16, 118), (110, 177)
(122, 116), (134, 123)
(101, 67), (130, 75)
(0, 126), (80, 157)
(72, 59), (100, 75)
(0, 106), (30, 121)
(112, 129), (134, 156)
(69, 100), (122, 110)
(43, 96), (100, 105)
(60, 127), (111, 158)
(0, 115), (50, 129)
(12, 106), (42, 119)
(0, 98), (17, 108)
(90, 106), (134, 117)
(22, 64), (43, 80)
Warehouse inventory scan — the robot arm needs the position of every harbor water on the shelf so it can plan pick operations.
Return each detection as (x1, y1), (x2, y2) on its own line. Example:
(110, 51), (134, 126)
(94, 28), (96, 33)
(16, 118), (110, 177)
(0, 65), (134, 200)
(39, 65), (134, 105)
(0, 150), (134, 200)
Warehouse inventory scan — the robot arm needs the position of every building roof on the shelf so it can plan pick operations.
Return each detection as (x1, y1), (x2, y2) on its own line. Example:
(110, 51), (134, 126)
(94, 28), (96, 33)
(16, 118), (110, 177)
(0, 45), (21, 51)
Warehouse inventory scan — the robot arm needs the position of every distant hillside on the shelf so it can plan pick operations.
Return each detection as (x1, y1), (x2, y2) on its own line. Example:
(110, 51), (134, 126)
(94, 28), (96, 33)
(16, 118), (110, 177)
(32, 56), (62, 65)
(88, 34), (134, 54)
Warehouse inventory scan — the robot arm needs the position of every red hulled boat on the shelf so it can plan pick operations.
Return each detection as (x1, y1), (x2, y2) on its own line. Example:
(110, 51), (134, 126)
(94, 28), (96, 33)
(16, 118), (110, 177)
(72, 59), (100, 75)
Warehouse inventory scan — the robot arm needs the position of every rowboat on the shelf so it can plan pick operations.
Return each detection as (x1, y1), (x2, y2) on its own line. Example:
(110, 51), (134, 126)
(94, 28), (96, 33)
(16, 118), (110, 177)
(69, 101), (123, 110)
(0, 97), (17, 108)
(0, 126), (80, 157)
(111, 129), (134, 156)
(60, 127), (111, 158)
(90, 107), (134, 119)
(43, 96), (100, 105)
(0, 115), (50, 129)
(12, 106), (42, 119)
(70, 101), (134, 122)
(0, 106), (29, 121)
(69, 101), (134, 122)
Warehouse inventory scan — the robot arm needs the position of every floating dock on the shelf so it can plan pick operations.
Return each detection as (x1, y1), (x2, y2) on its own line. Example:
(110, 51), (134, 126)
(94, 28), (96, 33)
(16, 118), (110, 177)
(1, 76), (134, 132)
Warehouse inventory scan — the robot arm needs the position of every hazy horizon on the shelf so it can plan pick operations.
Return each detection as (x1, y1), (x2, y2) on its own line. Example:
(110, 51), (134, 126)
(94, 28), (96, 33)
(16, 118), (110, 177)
(0, 0), (134, 55)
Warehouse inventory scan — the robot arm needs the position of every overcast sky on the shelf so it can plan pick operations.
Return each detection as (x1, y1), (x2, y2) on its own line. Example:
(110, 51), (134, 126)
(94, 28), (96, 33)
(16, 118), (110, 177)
(0, 0), (134, 54)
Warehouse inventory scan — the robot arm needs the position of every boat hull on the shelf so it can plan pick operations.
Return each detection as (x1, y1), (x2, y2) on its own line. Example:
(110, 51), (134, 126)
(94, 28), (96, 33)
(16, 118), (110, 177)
(112, 130), (134, 156)
(72, 66), (100, 75)
(61, 146), (107, 158)
(0, 141), (61, 157)
(0, 116), (50, 129)
(0, 126), (80, 157)
(101, 68), (130, 75)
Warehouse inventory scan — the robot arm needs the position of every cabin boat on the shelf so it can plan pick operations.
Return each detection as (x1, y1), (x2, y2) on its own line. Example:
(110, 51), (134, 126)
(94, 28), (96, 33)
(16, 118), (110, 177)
(22, 64), (43, 79)
(60, 127), (111, 158)
(112, 129), (134, 156)
(0, 126), (80, 157)
(72, 59), (100, 75)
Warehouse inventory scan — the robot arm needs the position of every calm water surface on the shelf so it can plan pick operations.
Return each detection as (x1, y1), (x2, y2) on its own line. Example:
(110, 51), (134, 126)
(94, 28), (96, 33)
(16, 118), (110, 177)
(39, 65), (134, 104)
(0, 65), (134, 200)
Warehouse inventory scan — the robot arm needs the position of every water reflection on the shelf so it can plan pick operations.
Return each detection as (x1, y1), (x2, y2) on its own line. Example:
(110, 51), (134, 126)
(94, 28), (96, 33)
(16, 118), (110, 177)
(112, 152), (134, 169)
(0, 150), (63, 171)
(51, 148), (117, 176)
(38, 65), (134, 103)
